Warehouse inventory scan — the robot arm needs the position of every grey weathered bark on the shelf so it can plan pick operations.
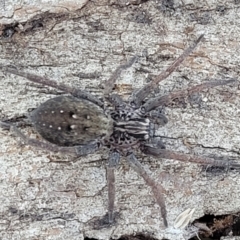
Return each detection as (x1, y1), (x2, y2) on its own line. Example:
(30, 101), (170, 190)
(0, 1), (240, 239)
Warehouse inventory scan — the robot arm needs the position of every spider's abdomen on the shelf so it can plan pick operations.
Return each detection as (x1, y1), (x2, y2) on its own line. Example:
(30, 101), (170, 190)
(30, 96), (113, 146)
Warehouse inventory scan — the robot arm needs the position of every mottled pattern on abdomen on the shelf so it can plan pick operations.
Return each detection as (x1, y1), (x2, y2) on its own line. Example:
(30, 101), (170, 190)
(30, 96), (113, 146)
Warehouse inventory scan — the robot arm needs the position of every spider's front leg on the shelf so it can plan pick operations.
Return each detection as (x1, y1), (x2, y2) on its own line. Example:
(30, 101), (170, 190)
(141, 78), (237, 113)
(130, 35), (204, 108)
(0, 122), (100, 157)
(127, 153), (168, 227)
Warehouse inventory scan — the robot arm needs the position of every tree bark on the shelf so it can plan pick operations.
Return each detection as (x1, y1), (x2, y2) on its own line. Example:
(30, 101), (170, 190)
(0, 1), (240, 239)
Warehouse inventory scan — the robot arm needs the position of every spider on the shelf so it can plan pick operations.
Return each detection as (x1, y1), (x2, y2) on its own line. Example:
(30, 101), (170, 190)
(0, 34), (239, 227)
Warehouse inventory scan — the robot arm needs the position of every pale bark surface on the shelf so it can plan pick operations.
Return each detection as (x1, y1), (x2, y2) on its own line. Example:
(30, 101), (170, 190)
(0, 1), (240, 239)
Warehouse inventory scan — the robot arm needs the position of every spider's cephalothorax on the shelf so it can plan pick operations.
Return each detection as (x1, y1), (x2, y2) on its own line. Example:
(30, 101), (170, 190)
(108, 107), (153, 153)
(1, 34), (239, 228)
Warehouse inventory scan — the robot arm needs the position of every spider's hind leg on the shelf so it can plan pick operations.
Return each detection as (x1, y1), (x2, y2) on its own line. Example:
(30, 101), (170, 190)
(106, 151), (120, 223)
(95, 151), (120, 228)
(0, 65), (104, 108)
(127, 152), (168, 227)
(0, 121), (100, 156)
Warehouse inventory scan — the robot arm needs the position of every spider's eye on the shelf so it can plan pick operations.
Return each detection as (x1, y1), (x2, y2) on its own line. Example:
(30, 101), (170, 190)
(83, 127), (89, 131)
(130, 101), (137, 108)
(69, 111), (75, 117)
(140, 106), (146, 113)
(67, 125), (72, 131)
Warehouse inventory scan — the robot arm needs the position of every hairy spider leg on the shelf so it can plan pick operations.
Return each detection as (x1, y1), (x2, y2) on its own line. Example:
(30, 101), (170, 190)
(107, 151), (120, 223)
(142, 141), (240, 169)
(101, 55), (139, 109)
(0, 121), (100, 156)
(0, 65), (104, 108)
(141, 79), (237, 113)
(103, 55), (139, 96)
(131, 34), (204, 108)
(127, 153), (168, 227)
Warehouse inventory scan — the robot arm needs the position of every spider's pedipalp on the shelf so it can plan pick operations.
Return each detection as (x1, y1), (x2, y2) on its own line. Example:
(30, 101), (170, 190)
(106, 93), (126, 109)
(127, 153), (168, 227)
(0, 65), (104, 108)
(141, 78), (237, 113)
(149, 109), (168, 126)
(130, 34), (204, 108)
